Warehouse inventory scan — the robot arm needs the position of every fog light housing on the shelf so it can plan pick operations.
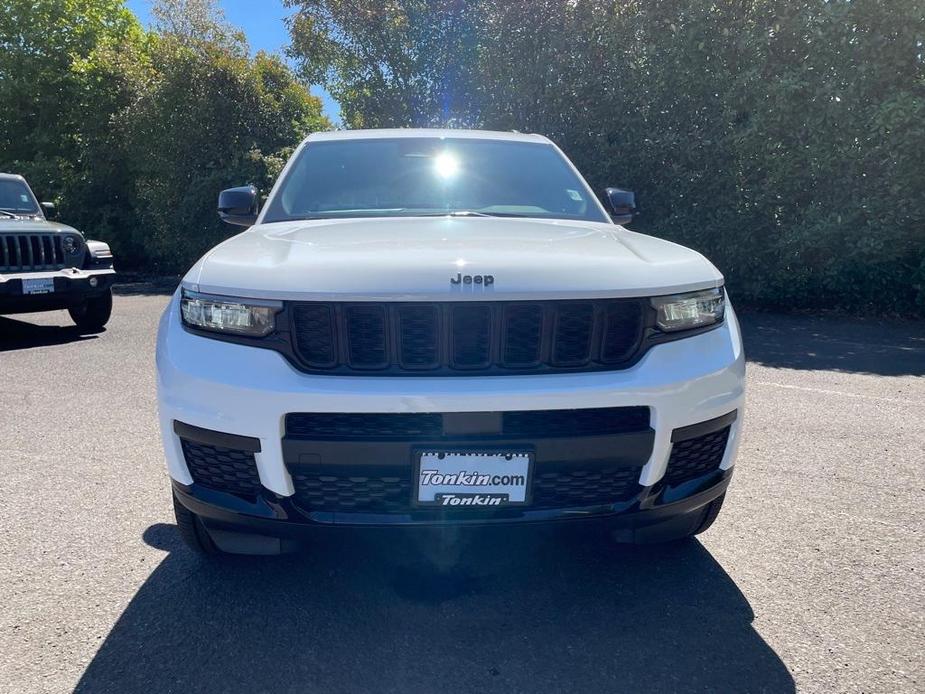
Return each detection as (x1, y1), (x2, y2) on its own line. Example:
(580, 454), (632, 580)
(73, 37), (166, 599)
(89, 277), (98, 287)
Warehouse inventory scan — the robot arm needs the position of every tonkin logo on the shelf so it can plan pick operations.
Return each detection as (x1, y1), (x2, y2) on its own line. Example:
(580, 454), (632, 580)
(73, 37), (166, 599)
(450, 273), (494, 286)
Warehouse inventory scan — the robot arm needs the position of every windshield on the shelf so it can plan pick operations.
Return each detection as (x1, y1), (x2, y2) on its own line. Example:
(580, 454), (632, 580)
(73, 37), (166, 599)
(262, 137), (609, 224)
(0, 179), (39, 214)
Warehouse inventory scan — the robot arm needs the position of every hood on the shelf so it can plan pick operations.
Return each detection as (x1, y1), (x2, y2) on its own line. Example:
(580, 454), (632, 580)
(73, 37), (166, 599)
(185, 217), (723, 301)
(0, 218), (81, 235)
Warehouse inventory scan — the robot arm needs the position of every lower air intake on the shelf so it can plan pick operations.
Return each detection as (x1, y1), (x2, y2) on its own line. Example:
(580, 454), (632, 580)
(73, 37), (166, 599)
(664, 426), (730, 487)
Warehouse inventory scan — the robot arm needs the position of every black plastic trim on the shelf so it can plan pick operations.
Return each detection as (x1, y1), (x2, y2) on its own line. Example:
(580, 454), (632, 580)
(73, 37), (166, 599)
(173, 420), (262, 453)
(670, 410), (738, 442)
(170, 469), (733, 530)
(281, 430), (654, 469)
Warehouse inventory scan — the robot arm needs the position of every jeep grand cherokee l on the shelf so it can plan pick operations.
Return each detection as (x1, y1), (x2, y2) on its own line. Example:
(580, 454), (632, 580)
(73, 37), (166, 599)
(156, 129), (744, 555)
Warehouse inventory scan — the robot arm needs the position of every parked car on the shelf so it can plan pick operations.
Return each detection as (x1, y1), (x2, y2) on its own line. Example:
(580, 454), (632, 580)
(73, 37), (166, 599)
(156, 129), (745, 555)
(0, 173), (115, 330)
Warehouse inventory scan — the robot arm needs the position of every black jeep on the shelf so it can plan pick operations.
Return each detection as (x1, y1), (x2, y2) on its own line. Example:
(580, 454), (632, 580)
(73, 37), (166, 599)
(0, 173), (115, 330)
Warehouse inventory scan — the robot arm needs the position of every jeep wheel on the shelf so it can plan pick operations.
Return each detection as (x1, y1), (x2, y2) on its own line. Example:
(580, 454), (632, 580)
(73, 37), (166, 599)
(69, 288), (112, 331)
(172, 492), (221, 555)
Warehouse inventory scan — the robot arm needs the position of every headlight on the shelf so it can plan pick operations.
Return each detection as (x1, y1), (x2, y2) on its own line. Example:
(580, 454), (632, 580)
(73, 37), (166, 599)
(651, 287), (725, 332)
(180, 290), (281, 337)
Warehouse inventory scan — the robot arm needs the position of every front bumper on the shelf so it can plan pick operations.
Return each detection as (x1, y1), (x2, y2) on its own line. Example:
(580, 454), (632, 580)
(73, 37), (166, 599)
(0, 267), (116, 314)
(157, 290), (745, 528)
(173, 469), (733, 546)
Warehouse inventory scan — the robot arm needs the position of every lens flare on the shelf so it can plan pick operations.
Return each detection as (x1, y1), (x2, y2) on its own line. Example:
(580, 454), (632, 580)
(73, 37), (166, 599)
(433, 152), (459, 179)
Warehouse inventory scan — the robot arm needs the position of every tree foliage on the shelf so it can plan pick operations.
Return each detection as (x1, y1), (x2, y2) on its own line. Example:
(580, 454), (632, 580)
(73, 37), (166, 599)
(0, 0), (329, 271)
(288, 0), (925, 313)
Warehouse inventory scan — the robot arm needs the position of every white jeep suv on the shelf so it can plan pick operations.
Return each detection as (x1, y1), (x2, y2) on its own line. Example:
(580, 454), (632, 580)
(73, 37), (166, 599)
(156, 129), (744, 555)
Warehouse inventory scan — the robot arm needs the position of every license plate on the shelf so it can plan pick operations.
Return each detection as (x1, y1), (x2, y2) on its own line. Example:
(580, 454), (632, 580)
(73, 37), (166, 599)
(22, 278), (55, 295)
(416, 451), (532, 508)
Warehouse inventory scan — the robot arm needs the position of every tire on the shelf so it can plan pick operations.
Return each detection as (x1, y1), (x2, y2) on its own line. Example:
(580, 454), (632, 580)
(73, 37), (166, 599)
(172, 492), (221, 555)
(69, 288), (112, 331)
(690, 492), (726, 536)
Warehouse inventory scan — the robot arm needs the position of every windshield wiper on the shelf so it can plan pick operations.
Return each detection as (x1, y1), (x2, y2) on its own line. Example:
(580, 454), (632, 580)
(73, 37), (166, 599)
(280, 210), (532, 221)
(0, 209), (18, 219)
(413, 210), (526, 218)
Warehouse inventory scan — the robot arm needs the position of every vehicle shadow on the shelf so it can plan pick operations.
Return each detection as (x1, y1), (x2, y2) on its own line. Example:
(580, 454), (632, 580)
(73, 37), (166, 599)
(740, 312), (925, 376)
(0, 315), (101, 350)
(75, 523), (794, 694)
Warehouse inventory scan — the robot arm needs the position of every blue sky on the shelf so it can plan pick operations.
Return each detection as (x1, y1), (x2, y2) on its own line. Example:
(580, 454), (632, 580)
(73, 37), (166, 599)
(125, 0), (339, 123)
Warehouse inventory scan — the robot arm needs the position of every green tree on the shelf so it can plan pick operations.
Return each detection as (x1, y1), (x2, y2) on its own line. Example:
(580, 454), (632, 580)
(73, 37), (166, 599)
(122, 0), (330, 270)
(1, 0), (331, 272)
(289, 0), (925, 313)
(286, 0), (482, 127)
(0, 0), (144, 197)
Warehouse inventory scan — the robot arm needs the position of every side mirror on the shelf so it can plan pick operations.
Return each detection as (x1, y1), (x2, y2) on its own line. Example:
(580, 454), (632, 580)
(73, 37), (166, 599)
(218, 185), (259, 226)
(604, 187), (636, 225)
(41, 201), (56, 219)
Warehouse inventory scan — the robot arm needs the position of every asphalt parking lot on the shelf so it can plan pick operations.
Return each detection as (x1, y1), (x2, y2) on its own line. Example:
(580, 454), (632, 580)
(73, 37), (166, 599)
(1, 289), (922, 693)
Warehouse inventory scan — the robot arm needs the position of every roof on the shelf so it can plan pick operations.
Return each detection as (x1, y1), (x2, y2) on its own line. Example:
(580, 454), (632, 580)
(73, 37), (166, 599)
(305, 128), (551, 144)
(0, 172), (26, 181)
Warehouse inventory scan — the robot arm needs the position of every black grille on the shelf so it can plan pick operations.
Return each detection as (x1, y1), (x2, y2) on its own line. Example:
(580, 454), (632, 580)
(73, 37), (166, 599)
(532, 467), (639, 508)
(664, 426), (730, 487)
(290, 471), (412, 513)
(180, 439), (262, 496)
(502, 304), (543, 365)
(345, 304), (388, 368)
(289, 299), (646, 375)
(0, 233), (67, 272)
(286, 407), (650, 440)
(501, 407), (650, 438)
(289, 467), (640, 514)
(398, 304), (439, 368)
(553, 303), (595, 364)
(291, 304), (337, 367)
(286, 413), (444, 439)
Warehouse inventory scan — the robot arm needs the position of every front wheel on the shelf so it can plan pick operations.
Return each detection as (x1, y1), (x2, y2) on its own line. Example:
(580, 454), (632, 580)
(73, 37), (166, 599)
(69, 288), (112, 331)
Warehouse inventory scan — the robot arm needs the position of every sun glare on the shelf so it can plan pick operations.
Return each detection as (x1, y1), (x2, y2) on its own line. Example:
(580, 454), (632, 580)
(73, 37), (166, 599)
(433, 151), (460, 179)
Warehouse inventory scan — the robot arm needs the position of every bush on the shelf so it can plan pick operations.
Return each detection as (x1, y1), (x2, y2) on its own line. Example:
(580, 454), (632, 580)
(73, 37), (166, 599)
(289, 0), (925, 314)
(0, 0), (329, 273)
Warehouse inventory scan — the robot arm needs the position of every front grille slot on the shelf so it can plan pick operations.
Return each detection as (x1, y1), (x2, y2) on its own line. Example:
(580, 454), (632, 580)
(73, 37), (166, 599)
(602, 302), (645, 362)
(664, 426), (730, 487)
(290, 471), (412, 513)
(502, 304), (544, 366)
(286, 407), (650, 441)
(289, 299), (647, 375)
(286, 413), (444, 440)
(450, 304), (492, 368)
(344, 304), (389, 368)
(288, 466), (640, 514)
(291, 304), (337, 367)
(396, 304), (440, 368)
(501, 407), (650, 438)
(0, 233), (68, 272)
(532, 467), (639, 508)
(180, 439), (262, 496)
(552, 303), (595, 365)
